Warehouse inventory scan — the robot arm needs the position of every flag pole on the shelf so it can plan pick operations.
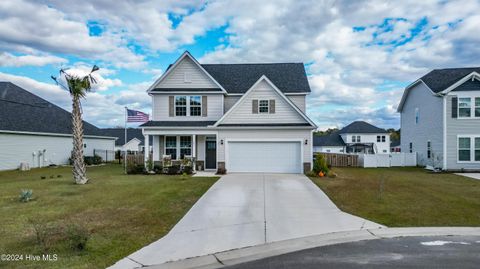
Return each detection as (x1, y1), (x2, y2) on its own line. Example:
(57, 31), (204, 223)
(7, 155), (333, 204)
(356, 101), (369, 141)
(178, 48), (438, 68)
(124, 106), (127, 175)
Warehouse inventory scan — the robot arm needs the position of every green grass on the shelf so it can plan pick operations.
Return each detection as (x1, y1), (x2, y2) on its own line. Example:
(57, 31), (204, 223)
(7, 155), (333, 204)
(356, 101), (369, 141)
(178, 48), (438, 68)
(0, 164), (218, 269)
(310, 167), (480, 227)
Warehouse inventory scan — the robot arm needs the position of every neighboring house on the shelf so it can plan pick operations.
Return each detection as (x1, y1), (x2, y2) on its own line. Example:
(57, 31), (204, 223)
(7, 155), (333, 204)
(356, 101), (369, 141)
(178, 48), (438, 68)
(313, 121), (390, 154)
(391, 139), (401, 152)
(398, 67), (480, 171)
(0, 82), (116, 171)
(101, 128), (152, 153)
(140, 51), (317, 173)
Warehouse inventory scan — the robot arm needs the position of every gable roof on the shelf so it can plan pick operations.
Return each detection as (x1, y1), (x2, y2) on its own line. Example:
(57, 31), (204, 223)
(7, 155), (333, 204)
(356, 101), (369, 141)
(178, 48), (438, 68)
(100, 128), (152, 146)
(420, 67), (480, 93)
(213, 75), (317, 128)
(148, 51), (226, 93)
(338, 121), (388, 134)
(201, 63), (311, 94)
(313, 131), (345, 147)
(150, 51), (311, 95)
(0, 82), (111, 138)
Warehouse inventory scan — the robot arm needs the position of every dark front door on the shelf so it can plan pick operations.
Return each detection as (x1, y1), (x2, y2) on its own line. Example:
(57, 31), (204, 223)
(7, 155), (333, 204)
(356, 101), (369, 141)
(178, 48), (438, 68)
(205, 140), (216, 169)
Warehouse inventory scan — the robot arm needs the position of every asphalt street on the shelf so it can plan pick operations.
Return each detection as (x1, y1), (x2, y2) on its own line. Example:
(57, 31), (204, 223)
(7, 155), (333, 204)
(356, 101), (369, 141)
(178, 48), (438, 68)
(225, 235), (480, 269)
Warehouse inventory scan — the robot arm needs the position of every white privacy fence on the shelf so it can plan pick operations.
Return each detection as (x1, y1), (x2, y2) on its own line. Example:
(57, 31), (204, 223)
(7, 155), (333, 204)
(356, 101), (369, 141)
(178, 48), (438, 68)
(358, 153), (417, 168)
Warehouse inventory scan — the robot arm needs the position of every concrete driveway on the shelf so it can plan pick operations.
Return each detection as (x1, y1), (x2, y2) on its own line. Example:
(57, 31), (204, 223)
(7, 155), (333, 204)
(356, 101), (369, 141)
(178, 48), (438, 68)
(110, 173), (384, 268)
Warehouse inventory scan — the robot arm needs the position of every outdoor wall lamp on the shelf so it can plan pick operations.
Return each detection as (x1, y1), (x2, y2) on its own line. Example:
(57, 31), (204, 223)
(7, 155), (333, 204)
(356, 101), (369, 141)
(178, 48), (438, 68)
(220, 139), (224, 145)
(304, 139), (308, 145)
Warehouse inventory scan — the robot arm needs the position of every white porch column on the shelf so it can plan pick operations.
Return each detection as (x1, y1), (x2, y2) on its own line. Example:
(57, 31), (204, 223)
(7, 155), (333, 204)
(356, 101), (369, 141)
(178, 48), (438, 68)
(152, 135), (160, 161)
(144, 134), (150, 169)
(192, 135), (196, 171)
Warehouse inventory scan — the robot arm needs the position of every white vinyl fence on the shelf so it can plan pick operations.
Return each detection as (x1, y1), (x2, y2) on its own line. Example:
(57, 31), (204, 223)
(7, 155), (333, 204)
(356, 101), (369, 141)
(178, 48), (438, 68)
(358, 153), (417, 168)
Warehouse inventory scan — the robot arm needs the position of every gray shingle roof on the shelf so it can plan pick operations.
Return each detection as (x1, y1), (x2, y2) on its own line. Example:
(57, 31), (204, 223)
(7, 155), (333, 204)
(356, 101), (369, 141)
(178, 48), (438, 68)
(420, 67), (480, 93)
(150, 88), (222, 92)
(0, 82), (109, 137)
(313, 131), (345, 147)
(140, 121), (216, 127)
(338, 121), (388, 134)
(100, 128), (151, 146)
(201, 63), (311, 94)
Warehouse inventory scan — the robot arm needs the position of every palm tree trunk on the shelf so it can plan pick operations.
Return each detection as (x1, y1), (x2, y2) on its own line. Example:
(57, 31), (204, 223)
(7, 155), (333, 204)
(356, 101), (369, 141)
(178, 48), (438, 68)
(72, 95), (88, 184)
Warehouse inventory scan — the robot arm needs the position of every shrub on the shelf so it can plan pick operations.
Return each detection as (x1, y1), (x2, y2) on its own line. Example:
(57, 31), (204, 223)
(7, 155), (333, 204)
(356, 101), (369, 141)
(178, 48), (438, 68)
(153, 165), (163, 174)
(216, 167), (227, 175)
(40, 176), (46, 179)
(127, 164), (145, 174)
(66, 223), (89, 251)
(19, 189), (33, 202)
(182, 166), (193, 175)
(313, 154), (329, 175)
(92, 154), (102, 165)
(31, 221), (61, 252)
(167, 165), (180, 175)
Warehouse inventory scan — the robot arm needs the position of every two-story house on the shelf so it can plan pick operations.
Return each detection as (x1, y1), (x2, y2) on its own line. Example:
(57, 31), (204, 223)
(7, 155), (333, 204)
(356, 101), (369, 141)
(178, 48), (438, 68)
(398, 67), (480, 171)
(313, 121), (390, 154)
(140, 51), (317, 173)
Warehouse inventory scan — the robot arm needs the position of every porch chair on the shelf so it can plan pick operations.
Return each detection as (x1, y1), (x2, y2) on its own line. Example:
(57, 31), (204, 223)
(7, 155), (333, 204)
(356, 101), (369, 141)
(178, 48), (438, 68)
(162, 155), (172, 174)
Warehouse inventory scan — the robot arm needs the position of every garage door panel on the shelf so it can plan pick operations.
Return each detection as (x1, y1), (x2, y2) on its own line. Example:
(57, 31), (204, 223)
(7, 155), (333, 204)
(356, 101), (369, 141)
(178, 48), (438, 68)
(228, 142), (301, 173)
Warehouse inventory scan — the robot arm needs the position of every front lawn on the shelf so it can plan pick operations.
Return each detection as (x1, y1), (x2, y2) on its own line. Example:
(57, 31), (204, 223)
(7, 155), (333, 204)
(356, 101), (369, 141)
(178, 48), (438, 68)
(310, 167), (480, 227)
(0, 164), (218, 269)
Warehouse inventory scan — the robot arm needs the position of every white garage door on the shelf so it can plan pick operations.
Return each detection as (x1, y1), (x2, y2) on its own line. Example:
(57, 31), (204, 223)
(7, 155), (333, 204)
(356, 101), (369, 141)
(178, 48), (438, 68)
(227, 141), (302, 173)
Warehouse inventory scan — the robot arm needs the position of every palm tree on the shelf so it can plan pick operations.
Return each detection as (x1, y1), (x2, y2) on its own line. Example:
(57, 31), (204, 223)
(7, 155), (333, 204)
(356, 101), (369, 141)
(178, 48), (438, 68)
(52, 66), (99, 184)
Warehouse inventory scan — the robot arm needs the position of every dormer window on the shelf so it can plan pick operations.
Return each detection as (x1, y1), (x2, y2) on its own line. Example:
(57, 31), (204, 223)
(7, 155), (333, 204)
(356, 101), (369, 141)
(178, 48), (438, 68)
(184, 72), (191, 83)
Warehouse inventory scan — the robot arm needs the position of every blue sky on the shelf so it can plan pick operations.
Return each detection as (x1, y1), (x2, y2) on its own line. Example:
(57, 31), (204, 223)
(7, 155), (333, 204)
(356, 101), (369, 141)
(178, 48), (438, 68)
(1, 0), (479, 129)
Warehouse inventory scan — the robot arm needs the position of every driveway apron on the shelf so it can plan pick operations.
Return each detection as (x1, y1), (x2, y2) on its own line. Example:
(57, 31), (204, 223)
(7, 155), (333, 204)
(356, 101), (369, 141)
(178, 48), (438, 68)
(110, 173), (384, 268)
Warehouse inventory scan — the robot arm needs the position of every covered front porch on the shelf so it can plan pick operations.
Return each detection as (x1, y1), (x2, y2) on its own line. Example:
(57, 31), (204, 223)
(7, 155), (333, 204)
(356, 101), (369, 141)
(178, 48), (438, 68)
(143, 130), (218, 171)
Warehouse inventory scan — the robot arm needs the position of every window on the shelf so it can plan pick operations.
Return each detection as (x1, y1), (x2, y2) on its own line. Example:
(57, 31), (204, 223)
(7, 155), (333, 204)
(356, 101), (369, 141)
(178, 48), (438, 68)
(458, 137), (471, 161)
(259, 100), (269, 113)
(427, 141), (431, 159)
(165, 136), (177, 160)
(377, 136), (381, 142)
(190, 96), (201, 116)
(415, 108), (419, 124)
(458, 97), (471, 117)
(175, 96), (201, 117)
(180, 136), (192, 159)
(409, 142), (413, 153)
(175, 96), (187, 116)
(382, 136), (386, 142)
(475, 98), (480, 117)
(352, 136), (356, 142)
(356, 136), (361, 142)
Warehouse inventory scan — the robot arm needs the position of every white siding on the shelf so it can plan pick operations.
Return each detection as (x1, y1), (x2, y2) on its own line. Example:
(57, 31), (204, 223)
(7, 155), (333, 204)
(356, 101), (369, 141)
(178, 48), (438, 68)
(122, 139), (141, 152)
(155, 57), (218, 89)
(151, 94), (223, 121)
(217, 129), (312, 165)
(341, 133), (390, 153)
(221, 80), (307, 124)
(0, 133), (115, 171)
(197, 135), (206, 161)
(313, 146), (345, 153)
(224, 96), (241, 113)
(287, 95), (306, 112)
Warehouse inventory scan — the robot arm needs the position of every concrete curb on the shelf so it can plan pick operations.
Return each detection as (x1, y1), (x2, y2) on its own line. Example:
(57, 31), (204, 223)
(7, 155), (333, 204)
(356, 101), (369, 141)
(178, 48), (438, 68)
(145, 227), (480, 269)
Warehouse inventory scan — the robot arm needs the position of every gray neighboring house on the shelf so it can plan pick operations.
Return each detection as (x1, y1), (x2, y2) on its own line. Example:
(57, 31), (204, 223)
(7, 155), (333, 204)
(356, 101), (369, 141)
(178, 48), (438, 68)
(0, 82), (116, 171)
(398, 67), (480, 171)
(313, 121), (390, 154)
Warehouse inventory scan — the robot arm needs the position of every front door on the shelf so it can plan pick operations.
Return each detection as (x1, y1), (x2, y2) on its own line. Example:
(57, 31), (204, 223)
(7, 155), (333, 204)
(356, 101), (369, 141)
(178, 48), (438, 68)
(205, 140), (216, 169)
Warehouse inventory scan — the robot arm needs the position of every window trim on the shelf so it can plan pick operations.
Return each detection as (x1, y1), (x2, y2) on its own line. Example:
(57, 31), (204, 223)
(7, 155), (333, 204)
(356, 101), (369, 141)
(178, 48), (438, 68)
(475, 97), (480, 117)
(189, 96), (202, 116)
(164, 136), (193, 160)
(258, 99), (269, 114)
(456, 135), (480, 163)
(174, 95), (202, 117)
(381, 135), (386, 142)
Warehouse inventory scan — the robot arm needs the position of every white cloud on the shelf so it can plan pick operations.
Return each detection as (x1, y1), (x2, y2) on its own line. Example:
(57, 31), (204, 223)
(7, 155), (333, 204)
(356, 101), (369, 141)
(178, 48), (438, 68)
(0, 52), (68, 67)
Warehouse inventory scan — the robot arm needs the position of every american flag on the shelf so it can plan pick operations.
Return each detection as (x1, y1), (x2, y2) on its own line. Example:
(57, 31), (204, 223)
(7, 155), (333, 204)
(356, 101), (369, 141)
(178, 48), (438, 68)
(127, 108), (149, 122)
